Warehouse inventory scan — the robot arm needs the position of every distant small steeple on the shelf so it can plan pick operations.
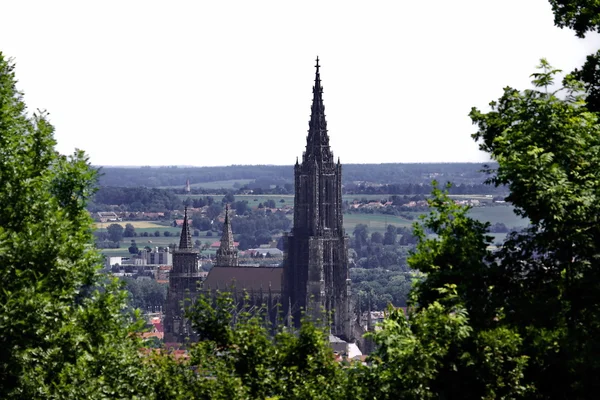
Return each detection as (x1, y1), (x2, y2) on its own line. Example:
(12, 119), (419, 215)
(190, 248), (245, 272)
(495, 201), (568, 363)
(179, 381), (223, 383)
(178, 206), (192, 250)
(216, 204), (238, 267)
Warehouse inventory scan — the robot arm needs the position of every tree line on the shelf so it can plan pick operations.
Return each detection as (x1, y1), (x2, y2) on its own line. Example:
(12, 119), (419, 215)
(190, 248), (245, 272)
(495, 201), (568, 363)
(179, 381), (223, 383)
(97, 163), (497, 189)
(89, 186), (183, 212)
(346, 182), (507, 195)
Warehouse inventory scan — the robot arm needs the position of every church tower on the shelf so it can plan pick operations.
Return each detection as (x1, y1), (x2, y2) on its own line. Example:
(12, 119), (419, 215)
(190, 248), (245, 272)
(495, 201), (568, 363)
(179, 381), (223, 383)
(216, 204), (238, 267)
(163, 207), (202, 343)
(284, 58), (351, 340)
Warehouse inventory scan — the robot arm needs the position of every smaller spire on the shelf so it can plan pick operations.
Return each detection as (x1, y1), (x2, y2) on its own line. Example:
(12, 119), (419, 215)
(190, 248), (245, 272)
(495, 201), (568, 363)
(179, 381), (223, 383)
(178, 206), (192, 250)
(216, 204), (238, 267)
(221, 204), (234, 248)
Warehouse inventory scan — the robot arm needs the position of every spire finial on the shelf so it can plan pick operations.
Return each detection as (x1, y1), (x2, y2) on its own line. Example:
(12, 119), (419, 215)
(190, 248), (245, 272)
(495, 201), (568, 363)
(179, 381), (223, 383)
(178, 206), (192, 250)
(304, 57), (331, 164)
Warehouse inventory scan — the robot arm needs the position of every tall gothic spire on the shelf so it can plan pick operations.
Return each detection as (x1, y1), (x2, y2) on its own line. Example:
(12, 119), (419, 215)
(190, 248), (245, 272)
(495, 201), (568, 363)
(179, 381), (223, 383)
(178, 206), (192, 250)
(304, 56), (333, 164)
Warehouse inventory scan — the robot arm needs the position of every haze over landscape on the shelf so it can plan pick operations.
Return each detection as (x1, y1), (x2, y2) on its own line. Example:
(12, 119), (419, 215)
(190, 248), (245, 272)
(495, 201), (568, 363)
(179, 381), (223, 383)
(2, 0), (598, 166)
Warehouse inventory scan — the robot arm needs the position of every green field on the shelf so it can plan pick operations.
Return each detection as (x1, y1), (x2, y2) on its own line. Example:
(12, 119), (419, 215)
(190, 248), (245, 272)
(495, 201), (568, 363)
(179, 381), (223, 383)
(467, 206), (527, 229)
(165, 179), (254, 190)
(342, 205), (526, 235)
(94, 220), (173, 229)
(343, 213), (416, 233)
(101, 233), (218, 257)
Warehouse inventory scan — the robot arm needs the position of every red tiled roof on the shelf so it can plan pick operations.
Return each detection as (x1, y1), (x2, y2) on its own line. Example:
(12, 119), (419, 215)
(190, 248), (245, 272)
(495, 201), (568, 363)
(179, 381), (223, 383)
(174, 219), (192, 227)
(152, 322), (164, 333)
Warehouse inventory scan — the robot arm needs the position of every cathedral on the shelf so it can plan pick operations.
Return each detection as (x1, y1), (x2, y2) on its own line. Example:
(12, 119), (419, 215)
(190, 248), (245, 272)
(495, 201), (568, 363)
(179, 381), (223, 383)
(164, 58), (353, 344)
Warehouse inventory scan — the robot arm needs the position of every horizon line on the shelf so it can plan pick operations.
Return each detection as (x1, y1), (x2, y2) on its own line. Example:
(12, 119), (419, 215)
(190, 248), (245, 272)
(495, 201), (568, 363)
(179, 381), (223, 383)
(94, 161), (494, 168)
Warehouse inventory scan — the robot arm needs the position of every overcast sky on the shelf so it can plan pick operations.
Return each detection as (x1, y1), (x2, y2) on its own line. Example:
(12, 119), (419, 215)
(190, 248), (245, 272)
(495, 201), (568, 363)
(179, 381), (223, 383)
(2, 0), (598, 166)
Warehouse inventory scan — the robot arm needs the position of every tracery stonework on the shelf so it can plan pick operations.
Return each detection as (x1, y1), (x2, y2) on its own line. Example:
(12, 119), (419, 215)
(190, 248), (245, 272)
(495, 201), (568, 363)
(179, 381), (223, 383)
(215, 204), (238, 267)
(283, 58), (352, 341)
(163, 207), (201, 343)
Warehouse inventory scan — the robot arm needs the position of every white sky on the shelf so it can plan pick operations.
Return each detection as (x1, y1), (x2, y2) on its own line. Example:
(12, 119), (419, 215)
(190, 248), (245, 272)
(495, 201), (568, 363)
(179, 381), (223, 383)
(2, 0), (598, 166)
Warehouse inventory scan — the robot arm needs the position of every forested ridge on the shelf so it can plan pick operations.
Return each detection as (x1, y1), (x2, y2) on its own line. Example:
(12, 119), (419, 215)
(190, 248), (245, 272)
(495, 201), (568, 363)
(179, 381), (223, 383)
(98, 163), (496, 188)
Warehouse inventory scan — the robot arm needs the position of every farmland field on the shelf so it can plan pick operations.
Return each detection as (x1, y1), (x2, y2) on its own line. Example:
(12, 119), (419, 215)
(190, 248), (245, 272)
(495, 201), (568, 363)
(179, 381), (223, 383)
(100, 233), (219, 256)
(96, 202), (527, 257)
(342, 205), (526, 234)
(467, 206), (527, 229)
(343, 213), (416, 233)
(165, 179), (254, 190)
(93, 220), (172, 229)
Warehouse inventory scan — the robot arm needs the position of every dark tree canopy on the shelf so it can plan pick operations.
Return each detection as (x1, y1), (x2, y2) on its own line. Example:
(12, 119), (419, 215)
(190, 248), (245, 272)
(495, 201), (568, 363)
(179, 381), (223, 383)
(106, 223), (124, 242)
(572, 49), (600, 113)
(549, 0), (600, 37)
(468, 59), (600, 397)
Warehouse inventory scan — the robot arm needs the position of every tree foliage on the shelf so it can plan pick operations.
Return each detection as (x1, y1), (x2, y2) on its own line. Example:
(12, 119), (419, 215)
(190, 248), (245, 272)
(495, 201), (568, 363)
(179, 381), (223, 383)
(0, 52), (152, 398)
(401, 185), (530, 399)
(91, 186), (183, 212)
(124, 222), (136, 237)
(122, 277), (167, 311)
(106, 222), (124, 242)
(572, 49), (600, 113)
(469, 59), (600, 397)
(549, 0), (600, 38)
(173, 291), (351, 399)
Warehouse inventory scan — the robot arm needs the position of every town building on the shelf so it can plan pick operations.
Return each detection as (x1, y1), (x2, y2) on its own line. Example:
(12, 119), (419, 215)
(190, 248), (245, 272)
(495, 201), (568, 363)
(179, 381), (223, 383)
(141, 247), (173, 265)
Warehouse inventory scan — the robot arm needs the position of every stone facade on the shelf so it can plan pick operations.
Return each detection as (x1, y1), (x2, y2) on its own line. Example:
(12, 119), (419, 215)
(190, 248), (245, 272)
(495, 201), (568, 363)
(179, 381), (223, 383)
(284, 58), (352, 341)
(202, 266), (284, 329)
(163, 207), (202, 343)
